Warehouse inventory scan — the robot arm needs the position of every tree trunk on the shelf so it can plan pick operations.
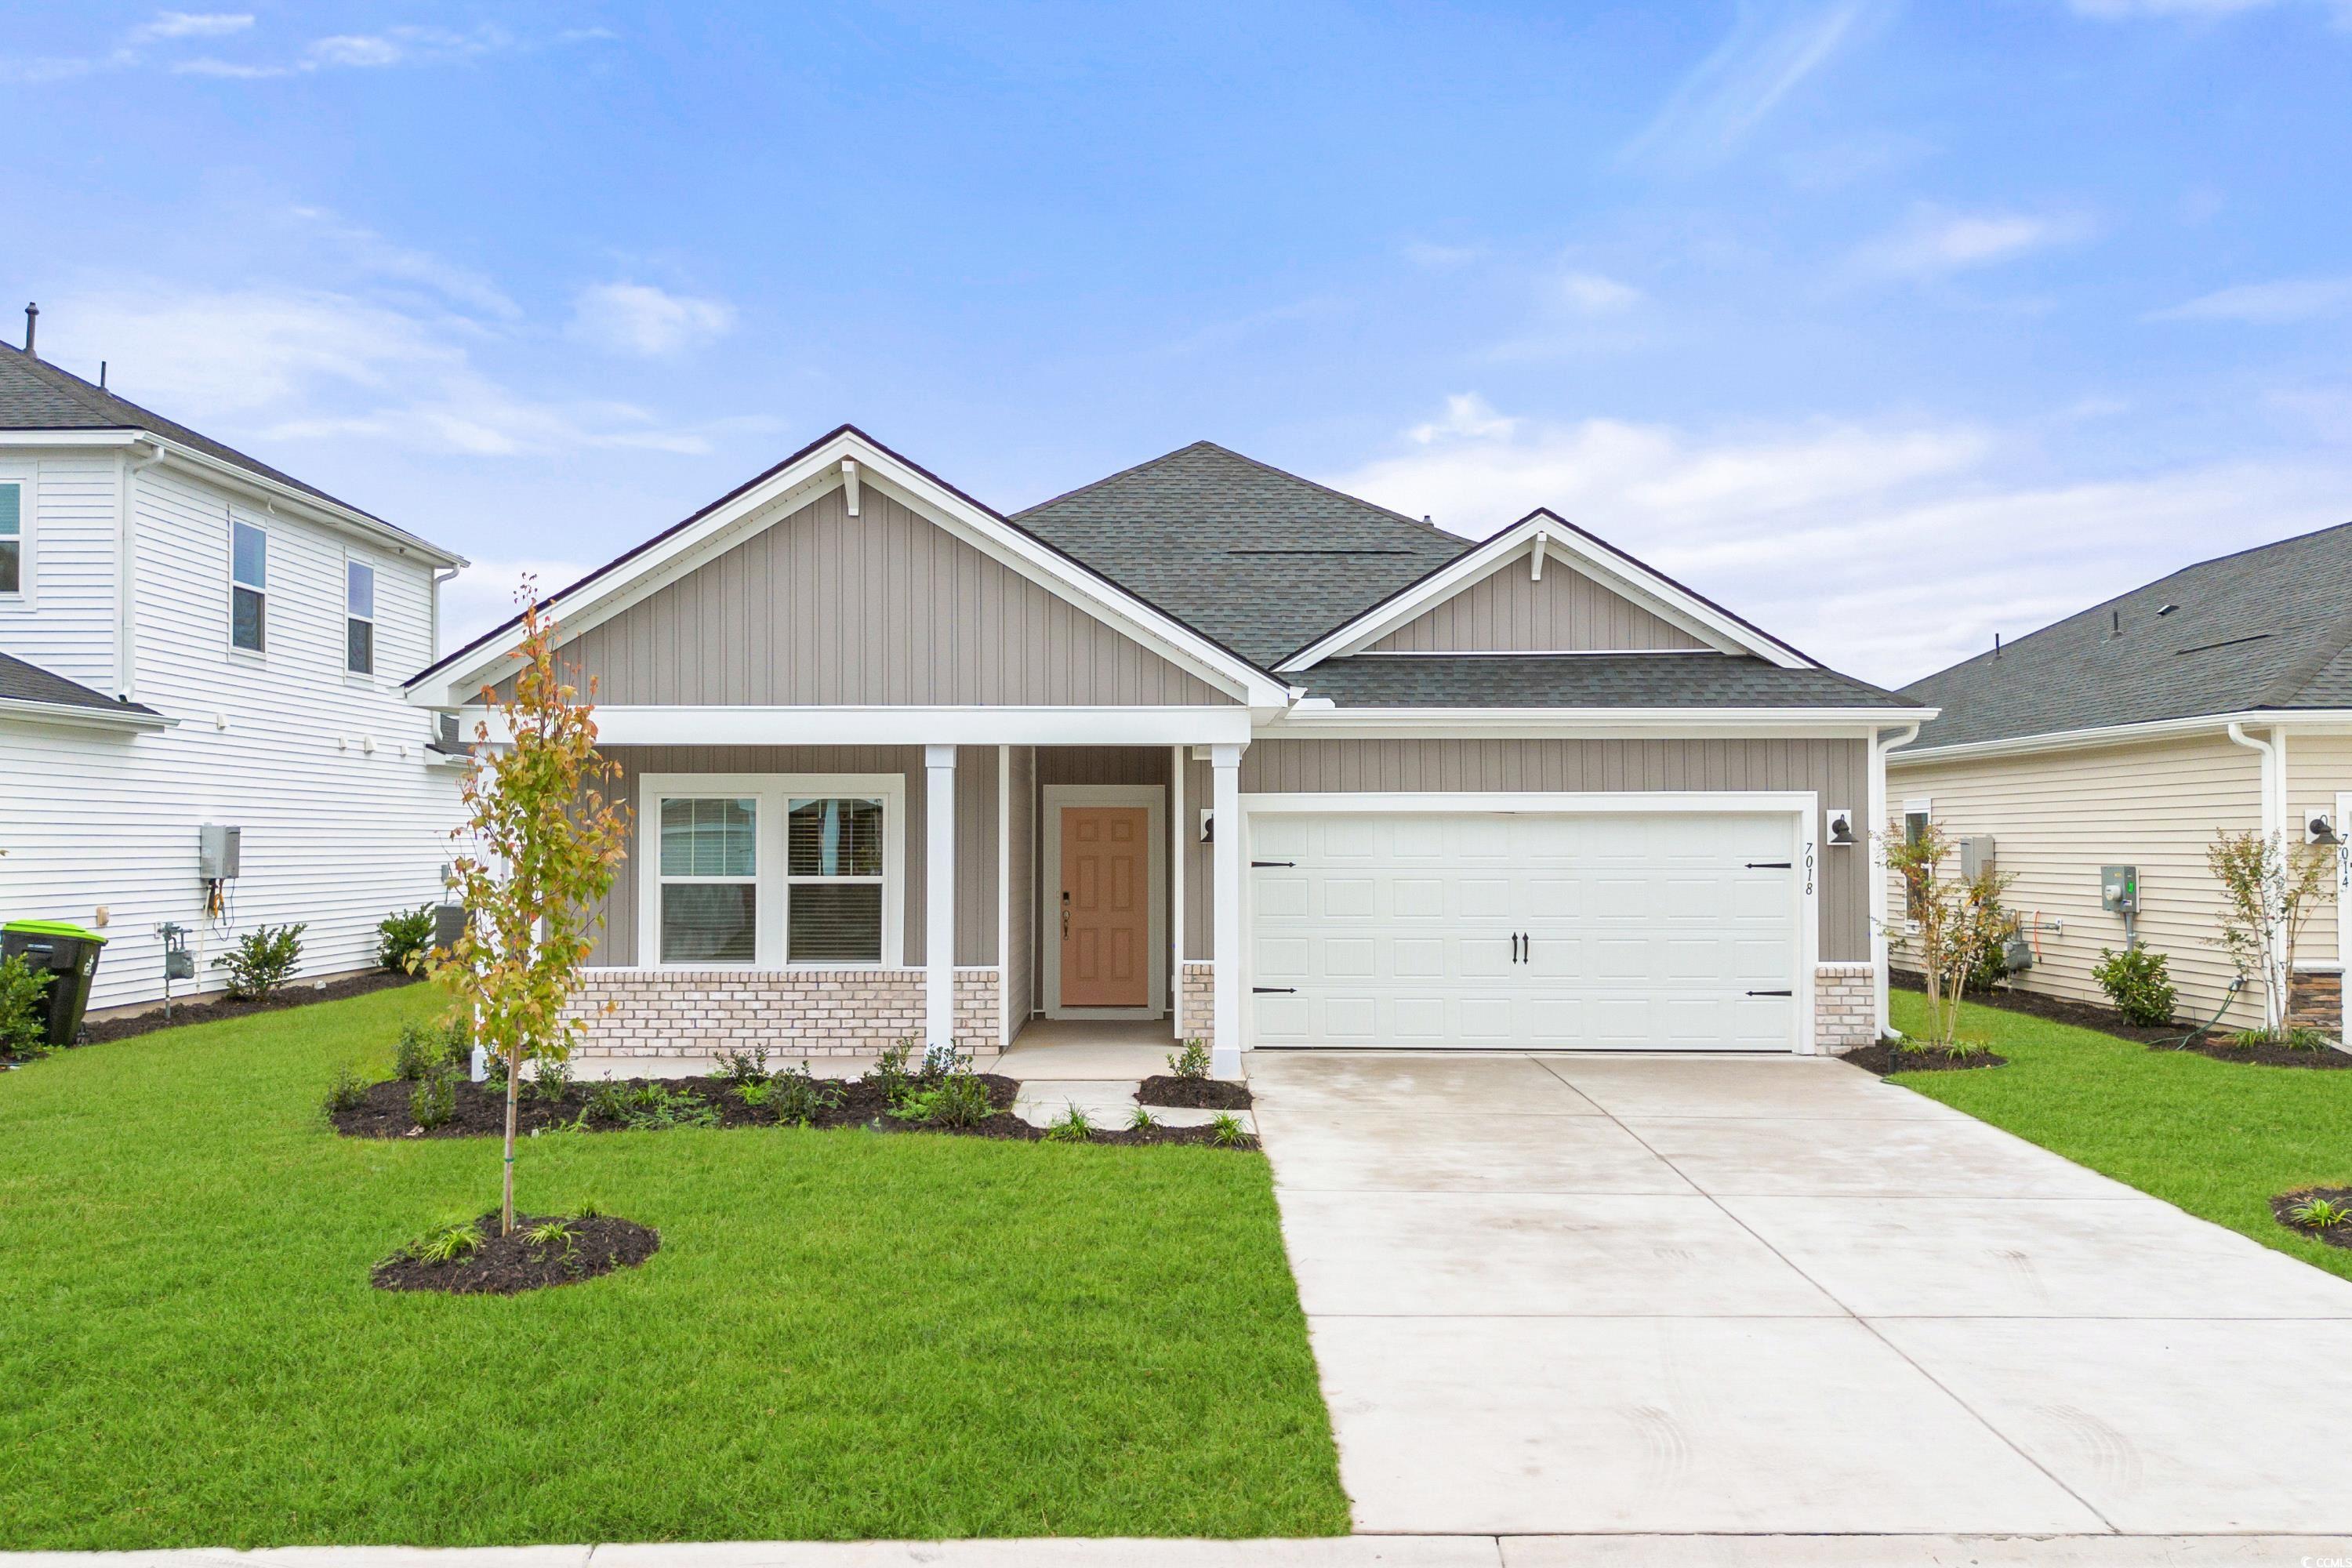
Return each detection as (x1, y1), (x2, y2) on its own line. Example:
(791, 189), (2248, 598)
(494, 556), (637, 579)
(501, 1050), (518, 1235)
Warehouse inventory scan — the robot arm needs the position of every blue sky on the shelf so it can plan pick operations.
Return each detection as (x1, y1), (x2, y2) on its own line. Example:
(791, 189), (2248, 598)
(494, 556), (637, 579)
(6, 1), (2351, 684)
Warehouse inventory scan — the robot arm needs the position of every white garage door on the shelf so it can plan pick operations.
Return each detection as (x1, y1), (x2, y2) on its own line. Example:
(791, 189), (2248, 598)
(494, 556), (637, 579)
(1247, 809), (1802, 1051)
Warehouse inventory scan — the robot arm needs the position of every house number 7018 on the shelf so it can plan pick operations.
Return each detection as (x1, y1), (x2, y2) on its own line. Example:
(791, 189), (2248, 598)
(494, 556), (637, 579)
(1804, 842), (1816, 896)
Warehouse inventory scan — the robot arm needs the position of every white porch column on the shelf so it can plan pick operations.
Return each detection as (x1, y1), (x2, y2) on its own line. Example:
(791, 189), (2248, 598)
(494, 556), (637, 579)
(925, 743), (957, 1056)
(1169, 743), (1186, 1035)
(1210, 742), (1244, 1079)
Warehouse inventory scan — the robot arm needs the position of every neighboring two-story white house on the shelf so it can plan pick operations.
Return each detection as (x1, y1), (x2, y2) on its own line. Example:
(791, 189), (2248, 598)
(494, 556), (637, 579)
(0, 332), (470, 1014)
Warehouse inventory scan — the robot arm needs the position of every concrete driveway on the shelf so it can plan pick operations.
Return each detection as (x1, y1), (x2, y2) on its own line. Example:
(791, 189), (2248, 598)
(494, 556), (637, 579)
(1250, 1050), (2352, 1538)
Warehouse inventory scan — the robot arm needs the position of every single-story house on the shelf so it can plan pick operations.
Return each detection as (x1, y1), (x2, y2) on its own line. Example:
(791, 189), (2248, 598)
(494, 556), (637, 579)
(1892, 521), (2352, 1036)
(407, 426), (1932, 1073)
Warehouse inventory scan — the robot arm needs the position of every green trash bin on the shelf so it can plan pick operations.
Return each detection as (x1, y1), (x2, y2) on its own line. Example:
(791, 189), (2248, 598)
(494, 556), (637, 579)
(1, 920), (109, 1047)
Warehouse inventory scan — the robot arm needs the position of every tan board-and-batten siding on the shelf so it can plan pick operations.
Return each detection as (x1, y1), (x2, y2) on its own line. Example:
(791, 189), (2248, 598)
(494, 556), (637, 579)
(506, 485), (1230, 707)
(1368, 554), (1708, 653)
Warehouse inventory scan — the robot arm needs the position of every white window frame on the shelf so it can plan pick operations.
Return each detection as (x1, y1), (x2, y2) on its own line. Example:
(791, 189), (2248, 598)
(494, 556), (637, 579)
(637, 772), (905, 970)
(343, 554), (377, 677)
(229, 516), (268, 655)
(0, 474), (27, 603)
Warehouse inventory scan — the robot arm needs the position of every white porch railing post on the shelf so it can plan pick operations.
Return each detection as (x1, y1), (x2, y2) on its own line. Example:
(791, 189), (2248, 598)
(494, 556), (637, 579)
(1210, 742), (1244, 1079)
(925, 744), (956, 1058)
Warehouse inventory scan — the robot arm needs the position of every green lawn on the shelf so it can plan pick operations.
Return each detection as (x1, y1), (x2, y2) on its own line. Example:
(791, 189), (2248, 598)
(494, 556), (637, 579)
(0, 984), (1347, 1548)
(1890, 988), (2352, 1283)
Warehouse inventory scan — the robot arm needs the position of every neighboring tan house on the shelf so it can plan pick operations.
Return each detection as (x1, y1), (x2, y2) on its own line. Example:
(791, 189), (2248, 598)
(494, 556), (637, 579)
(0, 332), (469, 1013)
(1892, 522), (2352, 1036)
(408, 426), (1931, 1073)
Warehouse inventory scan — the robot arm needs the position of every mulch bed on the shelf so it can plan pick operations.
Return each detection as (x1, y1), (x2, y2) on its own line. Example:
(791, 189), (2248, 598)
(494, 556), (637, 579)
(84, 971), (419, 1046)
(1890, 968), (2182, 1046)
(2271, 1188), (2352, 1251)
(2165, 1036), (2352, 1069)
(1136, 1074), (1253, 1110)
(332, 1071), (1258, 1150)
(372, 1212), (659, 1295)
(1838, 1042), (2009, 1076)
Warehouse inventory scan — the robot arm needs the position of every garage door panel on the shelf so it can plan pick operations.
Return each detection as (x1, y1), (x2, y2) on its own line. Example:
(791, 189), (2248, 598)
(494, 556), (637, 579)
(1249, 809), (1801, 1052)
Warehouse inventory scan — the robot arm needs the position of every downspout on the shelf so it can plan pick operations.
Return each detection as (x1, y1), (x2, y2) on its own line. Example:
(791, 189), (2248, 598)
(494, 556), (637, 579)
(2227, 721), (2286, 1029)
(431, 564), (461, 662)
(1873, 721), (1921, 1039)
(115, 439), (164, 703)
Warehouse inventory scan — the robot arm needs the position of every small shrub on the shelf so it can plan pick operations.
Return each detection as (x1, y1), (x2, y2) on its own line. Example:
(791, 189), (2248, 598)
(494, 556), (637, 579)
(409, 1069), (457, 1130)
(607, 1082), (720, 1131)
(0, 954), (55, 1058)
(321, 1065), (368, 1116)
(2232, 1025), (2334, 1052)
(2289, 1195), (2352, 1231)
(436, 1013), (475, 1069)
(376, 905), (435, 973)
(771, 1062), (844, 1127)
(392, 1025), (437, 1081)
(891, 1071), (995, 1129)
(531, 1055), (574, 1103)
(586, 1082), (633, 1123)
(2092, 946), (2177, 1026)
(711, 1045), (772, 1086)
(734, 1077), (775, 1109)
(1166, 1038), (1211, 1080)
(397, 1219), (482, 1265)
(863, 1037), (922, 1105)
(524, 1216), (578, 1254)
(1208, 1112), (1251, 1148)
(1127, 1104), (1161, 1131)
(1043, 1102), (1094, 1143)
(212, 923), (306, 1000)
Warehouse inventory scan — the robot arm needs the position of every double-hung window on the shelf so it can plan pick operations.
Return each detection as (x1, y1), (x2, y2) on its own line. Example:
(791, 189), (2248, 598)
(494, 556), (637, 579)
(0, 481), (21, 595)
(1902, 801), (1933, 923)
(643, 775), (902, 968)
(659, 797), (759, 963)
(345, 559), (376, 675)
(230, 520), (267, 652)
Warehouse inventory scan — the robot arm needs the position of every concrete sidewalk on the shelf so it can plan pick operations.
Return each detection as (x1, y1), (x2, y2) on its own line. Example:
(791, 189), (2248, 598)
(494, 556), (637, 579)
(6, 1536), (2351, 1566)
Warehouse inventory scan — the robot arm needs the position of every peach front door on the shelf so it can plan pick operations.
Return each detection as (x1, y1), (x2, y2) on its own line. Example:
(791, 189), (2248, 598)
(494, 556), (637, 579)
(1059, 805), (1151, 1008)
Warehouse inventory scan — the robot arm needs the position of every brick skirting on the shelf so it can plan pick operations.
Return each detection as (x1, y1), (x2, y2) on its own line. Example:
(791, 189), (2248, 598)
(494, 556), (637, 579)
(1813, 962), (1877, 1054)
(1179, 962), (1215, 1049)
(565, 967), (1001, 1058)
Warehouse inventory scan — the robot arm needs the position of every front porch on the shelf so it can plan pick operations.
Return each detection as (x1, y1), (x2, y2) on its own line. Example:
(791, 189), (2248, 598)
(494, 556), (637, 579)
(562, 739), (1248, 1076)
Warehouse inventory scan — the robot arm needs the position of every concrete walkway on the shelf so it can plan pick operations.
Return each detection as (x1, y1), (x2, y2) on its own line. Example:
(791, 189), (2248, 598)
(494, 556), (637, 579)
(1248, 1049), (2352, 1538)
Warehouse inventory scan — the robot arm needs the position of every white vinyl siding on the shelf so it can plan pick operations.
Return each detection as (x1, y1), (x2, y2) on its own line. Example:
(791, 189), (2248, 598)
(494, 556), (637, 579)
(1887, 732), (2265, 1029)
(0, 451), (122, 689)
(0, 459), (461, 1011)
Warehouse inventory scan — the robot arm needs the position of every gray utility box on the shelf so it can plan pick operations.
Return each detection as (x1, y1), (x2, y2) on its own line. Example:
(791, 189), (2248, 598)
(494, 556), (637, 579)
(2101, 865), (2140, 914)
(198, 824), (241, 880)
(1960, 836), (1997, 880)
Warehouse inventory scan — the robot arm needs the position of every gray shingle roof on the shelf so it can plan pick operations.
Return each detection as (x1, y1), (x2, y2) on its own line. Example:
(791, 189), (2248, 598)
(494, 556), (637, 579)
(1903, 520), (2352, 750)
(1298, 653), (1908, 709)
(1014, 441), (1468, 666)
(0, 649), (158, 717)
(0, 342), (451, 560)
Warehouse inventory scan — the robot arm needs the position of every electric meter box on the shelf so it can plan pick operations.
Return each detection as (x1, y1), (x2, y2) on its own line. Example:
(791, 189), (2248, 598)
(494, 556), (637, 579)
(198, 824), (241, 880)
(2101, 864), (2140, 914)
(1961, 836), (1997, 880)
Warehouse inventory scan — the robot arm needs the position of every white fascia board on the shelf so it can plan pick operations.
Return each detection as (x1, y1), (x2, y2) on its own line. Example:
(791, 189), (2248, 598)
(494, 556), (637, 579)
(492, 704), (1255, 748)
(1242, 789), (1819, 815)
(0, 698), (176, 732)
(1889, 709), (2352, 766)
(1276, 511), (1811, 673)
(1254, 706), (1933, 741)
(0, 429), (464, 569)
(412, 430), (1281, 710)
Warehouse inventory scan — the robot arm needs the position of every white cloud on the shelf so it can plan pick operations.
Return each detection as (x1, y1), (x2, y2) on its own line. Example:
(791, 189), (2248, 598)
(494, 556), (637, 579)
(1403, 241), (1484, 270)
(2150, 276), (2352, 323)
(1556, 271), (1644, 315)
(567, 282), (737, 358)
(288, 207), (519, 319)
(1327, 397), (2352, 684)
(1856, 207), (2091, 278)
(129, 12), (253, 43)
(1623, 1), (1886, 172)
(42, 285), (720, 459)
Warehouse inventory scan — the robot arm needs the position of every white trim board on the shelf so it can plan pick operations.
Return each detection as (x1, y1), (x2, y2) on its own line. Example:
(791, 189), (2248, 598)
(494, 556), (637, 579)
(1276, 512), (1813, 673)
(1889, 710), (2352, 766)
(408, 429), (1289, 710)
(1040, 782), (1168, 1022)
(529, 705), (1252, 749)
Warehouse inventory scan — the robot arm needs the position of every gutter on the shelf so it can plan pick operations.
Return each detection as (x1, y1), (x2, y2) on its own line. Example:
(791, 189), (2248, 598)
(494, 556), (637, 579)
(2227, 720), (2290, 1029)
(1890, 708), (2352, 766)
(0, 698), (176, 732)
(1870, 720), (1922, 1039)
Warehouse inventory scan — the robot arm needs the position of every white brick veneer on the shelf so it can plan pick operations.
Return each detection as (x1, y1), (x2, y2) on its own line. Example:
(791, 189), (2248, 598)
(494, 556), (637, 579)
(1813, 962), (1876, 1053)
(1179, 962), (1215, 1050)
(566, 967), (1001, 1058)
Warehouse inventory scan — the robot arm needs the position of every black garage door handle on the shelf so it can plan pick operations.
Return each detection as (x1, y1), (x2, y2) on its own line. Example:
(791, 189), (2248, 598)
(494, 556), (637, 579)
(1251, 859), (1295, 867)
(1746, 861), (1793, 869)
(1746, 989), (1793, 996)
(1253, 986), (1297, 994)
